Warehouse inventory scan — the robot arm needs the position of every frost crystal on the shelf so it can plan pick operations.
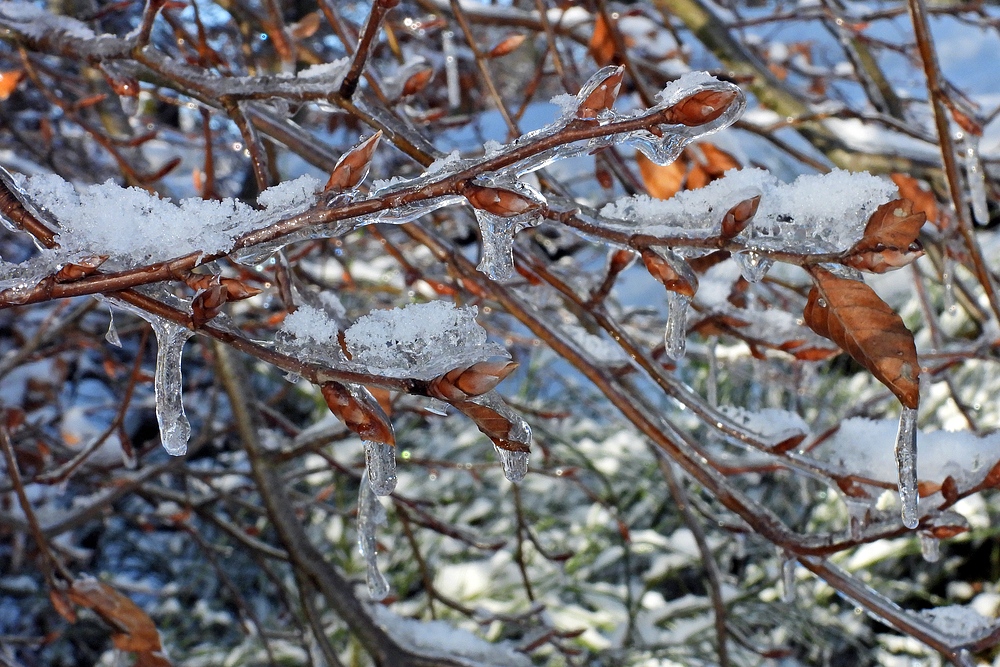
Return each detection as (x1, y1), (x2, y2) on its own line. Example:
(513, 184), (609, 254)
(344, 302), (507, 380)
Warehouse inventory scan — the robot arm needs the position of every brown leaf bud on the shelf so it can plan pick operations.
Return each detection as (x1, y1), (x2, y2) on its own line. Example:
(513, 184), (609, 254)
(321, 382), (395, 446)
(324, 131), (382, 192)
(720, 195), (760, 240)
(663, 89), (739, 126)
(463, 184), (542, 218)
(640, 248), (698, 297)
(489, 34), (526, 58)
(576, 66), (625, 121)
(54, 255), (108, 282)
(428, 359), (519, 401)
(401, 68), (434, 97)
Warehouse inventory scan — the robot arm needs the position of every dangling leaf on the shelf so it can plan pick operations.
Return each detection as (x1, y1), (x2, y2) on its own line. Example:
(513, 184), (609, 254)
(843, 199), (925, 273)
(324, 131), (382, 192)
(890, 174), (939, 228)
(803, 267), (919, 409)
(66, 578), (171, 666)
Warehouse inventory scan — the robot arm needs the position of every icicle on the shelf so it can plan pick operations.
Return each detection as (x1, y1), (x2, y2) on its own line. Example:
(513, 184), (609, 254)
(942, 256), (957, 314)
(919, 532), (940, 563)
(442, 30), (460, 109)
(957, 649), (975, 667)
(844, 499), (869, 541)
(960, 132), (989, 226)
(894, 406), (919, 529)
(357, 473), (390, 600)
(364, 441), (397, 496)
(494, 445), (529, 483)
(781, 555), (796, 603)
(475, 211), (517, 281)
(733, 250), (773, 283)
(105, 307), (122, 347)
(120, 95), (139, 117)
(151, 319), (194, 456)
(624, 131), (688, 166)
(664, 292), (690, 360)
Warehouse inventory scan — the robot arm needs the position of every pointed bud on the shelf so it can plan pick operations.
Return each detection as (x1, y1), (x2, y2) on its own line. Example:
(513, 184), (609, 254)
(324, 131), (382, 192)
(489, 34), (526, 58)
(55, 255), (108, 282)
(720, 195), (760, 240)
(576, 65), (625, 120)
(321, 382), (395, 445)
(219, 278), (262, 300)
(463, 184), (542, 217)
(428, 359), (518, 401)
(663, 89), (739, 126)
(401, 68), (434, 97)
(641, 248), (698, 297)
(609, 248), (637, 274)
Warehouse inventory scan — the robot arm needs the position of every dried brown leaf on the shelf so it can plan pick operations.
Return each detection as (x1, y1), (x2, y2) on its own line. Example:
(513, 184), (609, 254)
(889, 173), (939, 228)
(588, 13), (616, 66)
(66, 579), (170, 666)
(636, 151), (685, 200)
(290, 12), (320, 40)
(803, 267), (920, 409)
(843, 199), (925, 273)
(0, 70), (23, 100)
(324, 131), (382, 192)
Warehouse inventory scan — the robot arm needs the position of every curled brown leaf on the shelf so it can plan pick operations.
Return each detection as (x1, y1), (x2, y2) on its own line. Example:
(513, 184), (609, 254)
(803, 267), (919, 409)
(843, 199), (926, 273)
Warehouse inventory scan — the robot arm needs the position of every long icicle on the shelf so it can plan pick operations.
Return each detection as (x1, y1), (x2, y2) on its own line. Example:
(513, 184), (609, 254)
(894, 406), (919, 529)
(358, 471), (390, 600)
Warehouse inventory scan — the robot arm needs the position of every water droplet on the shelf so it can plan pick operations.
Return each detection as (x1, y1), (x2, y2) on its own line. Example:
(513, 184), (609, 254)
(733, 250), (773, 283)
(105, 308), (122, 347)
(495, 445), (529, 482)
(919, 532), (940, 563)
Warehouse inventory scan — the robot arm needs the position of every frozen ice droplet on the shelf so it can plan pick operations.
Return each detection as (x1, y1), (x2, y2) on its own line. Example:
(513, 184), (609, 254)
(781, 555), (796, 603)
(365, 441), (397, 496)
(960, 132), (989, 226)
(475, 211), (517, 281)
(357, 474), (390, 600)
(494, 445), (529, 482)
(105, 308), (122, 347)
(733, 250), (773, 283)
(895, 406), (919, 529)
(120, 95), (139, 117)
(919, 532), (940, 563)
(664, 292), (690, 360)
(151, 319), (194, 456)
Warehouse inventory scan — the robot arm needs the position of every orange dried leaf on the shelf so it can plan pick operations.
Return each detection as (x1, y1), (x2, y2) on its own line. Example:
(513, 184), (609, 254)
(636, 151), (685, 200)
(844, 199), (925, 273)
(66, 579), (169, 665)
(889, 173), (939, 227)
(401, 67), (434, 97)
(803, 267), (920, 409)
(0, 70), (23, 100)
(695, 142), (740, 177)
(588, 13), (616, 66)
(489, 34), (526, 58)
(290, 12), (321, 40)
(324, 131), (382, 192)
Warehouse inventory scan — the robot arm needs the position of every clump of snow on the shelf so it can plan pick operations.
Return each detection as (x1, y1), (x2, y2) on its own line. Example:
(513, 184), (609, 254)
(296, 58), (349, 79)
(15, 174), (320, 266)
(344, 301), (507, 379)
(719, 406), (809, 444)
(370, 605), (533, 667)
(917, 604), (996, 641)
(280, 305), (338, 347)
(601, 168), (896, 253)
(655, 71), (721, 106)
(811, 418), (1000, 489)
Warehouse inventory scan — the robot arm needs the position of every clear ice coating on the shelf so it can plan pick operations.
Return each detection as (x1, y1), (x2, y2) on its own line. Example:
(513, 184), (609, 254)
(365, 440), (397, 496)
(664, 292), (690, 360)
(475, 211), (518, 281)
(357, 472), (390, 600)
(844, 498), (869, 541)
(895, 406), (919, 529)
(781, 555), (796, 603)
(960, 132), (989, 226)
(494, 445), (529, 483)
(919, 532), (940, 563)
(151, 318), (194, 456)
(105, 307), (122, 347)
(733, 250), (773, 283)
